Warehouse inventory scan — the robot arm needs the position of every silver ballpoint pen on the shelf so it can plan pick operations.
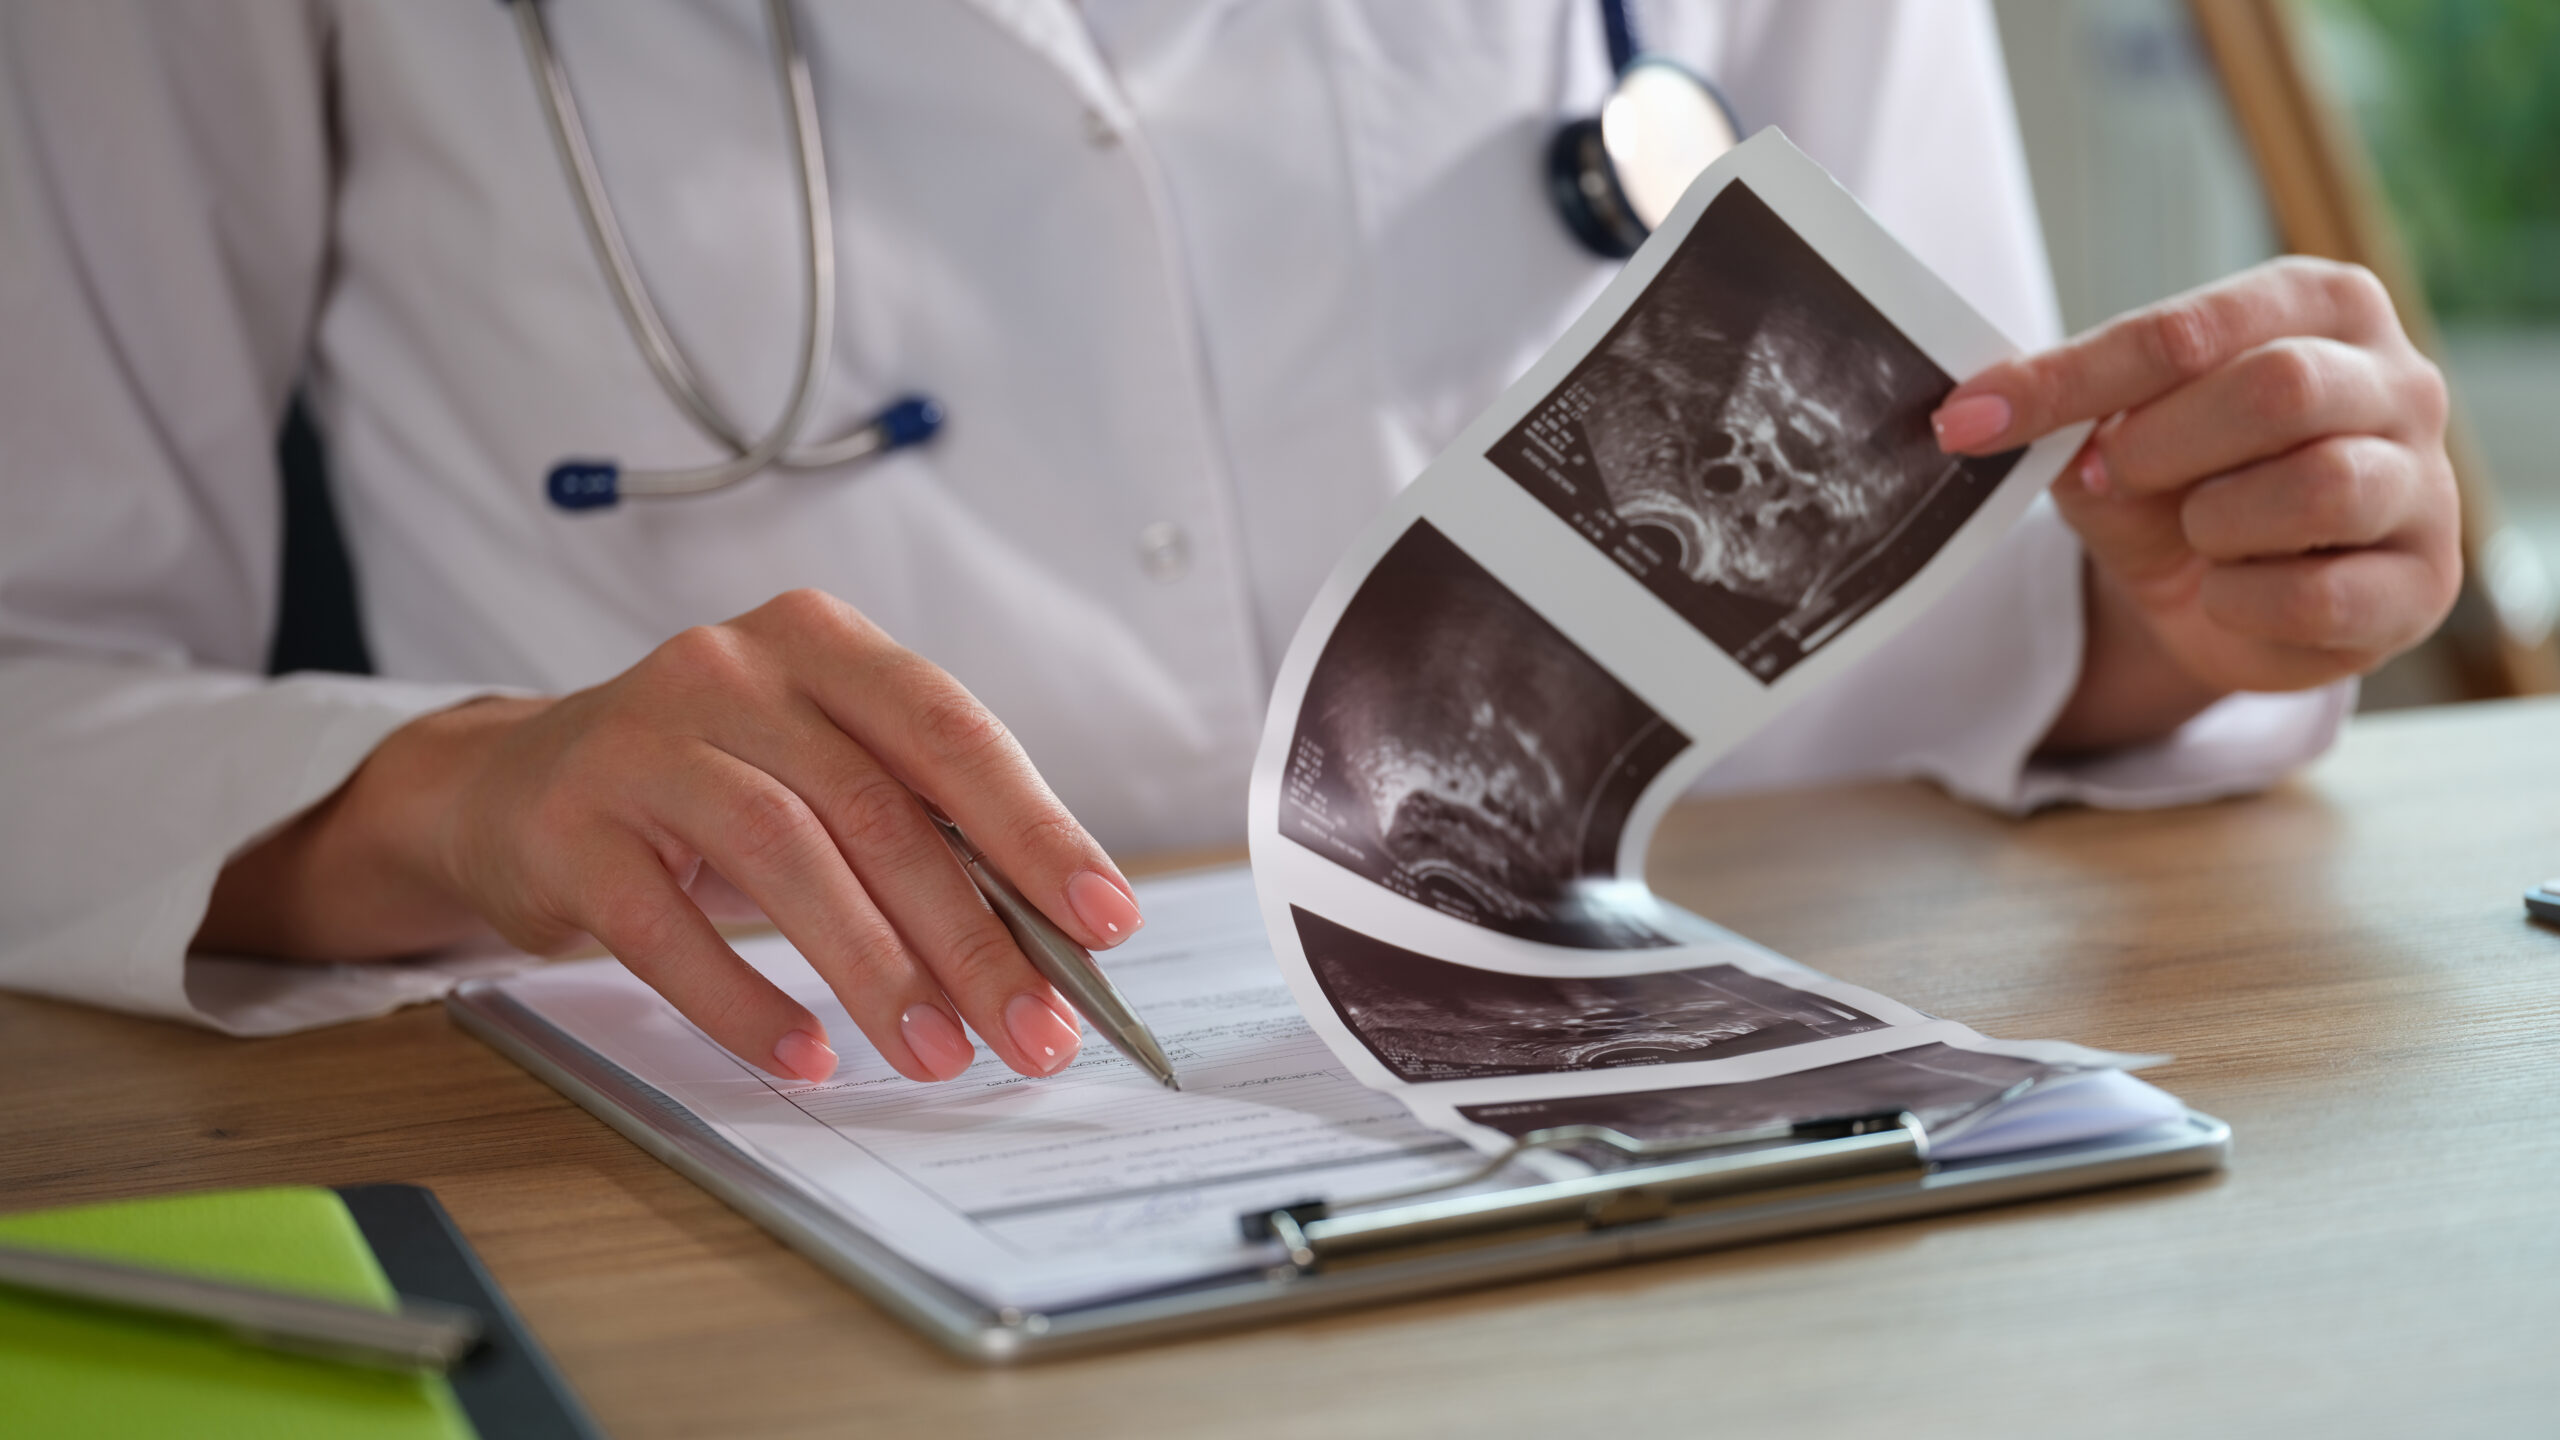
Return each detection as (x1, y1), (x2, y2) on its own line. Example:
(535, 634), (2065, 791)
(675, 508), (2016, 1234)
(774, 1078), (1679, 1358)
(0, 1242), (482, 1372)
(931, 814), (1181, 1090)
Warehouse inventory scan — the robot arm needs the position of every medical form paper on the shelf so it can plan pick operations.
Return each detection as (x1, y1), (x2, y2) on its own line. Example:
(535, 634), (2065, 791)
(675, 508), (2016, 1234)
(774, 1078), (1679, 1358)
(495, 869), (1487, 1309)
(483, 868), (2180, 1311)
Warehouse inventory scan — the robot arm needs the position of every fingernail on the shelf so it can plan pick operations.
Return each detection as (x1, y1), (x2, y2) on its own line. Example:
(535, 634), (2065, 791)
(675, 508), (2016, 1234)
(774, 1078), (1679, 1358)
(771, 1029), (838, 1084)
(1065, 870), (1144, 947)
(1040, 988), (1079, 1029)
(1931, 393), (2013, 452)
(900, 1004), (976, 1081)
(2078, 448), (2114, 498)
(1005, 993), (1082, 1076)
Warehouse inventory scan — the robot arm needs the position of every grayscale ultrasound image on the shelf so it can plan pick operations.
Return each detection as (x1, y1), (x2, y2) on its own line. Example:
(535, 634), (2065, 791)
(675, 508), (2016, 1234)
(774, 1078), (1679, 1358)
(1279, 522), (1692, 950)
(1485, 181), (2026, 682)
(1292, 907), (1885, 1083)
(1456, 1043), (2065, 1148)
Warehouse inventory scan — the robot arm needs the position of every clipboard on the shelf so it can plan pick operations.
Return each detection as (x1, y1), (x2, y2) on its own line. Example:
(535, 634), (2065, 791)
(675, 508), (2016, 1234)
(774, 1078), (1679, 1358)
(449, 981), (2228, 1364)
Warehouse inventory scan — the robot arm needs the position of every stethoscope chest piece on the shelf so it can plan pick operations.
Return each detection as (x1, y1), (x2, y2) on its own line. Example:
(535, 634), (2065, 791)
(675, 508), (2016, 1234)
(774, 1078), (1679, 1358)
(1549, 0), (1743, 261)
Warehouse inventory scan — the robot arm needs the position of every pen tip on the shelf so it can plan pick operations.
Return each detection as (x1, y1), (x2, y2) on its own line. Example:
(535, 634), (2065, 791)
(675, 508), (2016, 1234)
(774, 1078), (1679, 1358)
(1162, 1073), (1183, 1092)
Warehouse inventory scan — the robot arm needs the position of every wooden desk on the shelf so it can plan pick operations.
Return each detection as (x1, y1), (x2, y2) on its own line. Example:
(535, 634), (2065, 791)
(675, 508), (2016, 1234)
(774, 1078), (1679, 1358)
(6, 699), (2556, 1437)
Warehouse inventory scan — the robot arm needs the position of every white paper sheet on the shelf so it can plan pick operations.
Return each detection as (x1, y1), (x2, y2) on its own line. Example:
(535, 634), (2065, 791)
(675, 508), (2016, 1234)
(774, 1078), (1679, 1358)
(498, 868), (1488, 1309)
(484, 867), (2178, 1311)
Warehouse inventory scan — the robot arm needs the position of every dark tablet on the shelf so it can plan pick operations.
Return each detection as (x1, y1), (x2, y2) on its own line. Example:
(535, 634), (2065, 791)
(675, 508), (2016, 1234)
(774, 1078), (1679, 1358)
(336, 1184), (606, 1440)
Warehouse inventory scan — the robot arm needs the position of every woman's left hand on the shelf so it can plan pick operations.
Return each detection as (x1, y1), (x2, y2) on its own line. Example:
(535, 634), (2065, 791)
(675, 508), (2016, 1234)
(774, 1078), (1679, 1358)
(1930, 257), (2463, 753)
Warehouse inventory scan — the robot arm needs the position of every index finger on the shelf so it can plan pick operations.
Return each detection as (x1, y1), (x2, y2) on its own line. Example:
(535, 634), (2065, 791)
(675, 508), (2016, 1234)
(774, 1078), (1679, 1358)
(743, 591), (1144, 954)
(1931, 257), (2402, 454)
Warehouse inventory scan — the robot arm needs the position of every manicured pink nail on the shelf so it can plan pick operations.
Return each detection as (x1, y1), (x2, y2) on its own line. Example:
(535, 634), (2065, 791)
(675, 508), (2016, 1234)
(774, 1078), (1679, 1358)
(1065, 870), (1143, 946)
(771, 1029), (837, 1084)
(1005, 993), (1082, 1076)
(1931, 393), (2013, 452)
(900, 1004), (976, 1081)
(1040, 989), (1080, 1029)
(2078, 448), (2114, 498)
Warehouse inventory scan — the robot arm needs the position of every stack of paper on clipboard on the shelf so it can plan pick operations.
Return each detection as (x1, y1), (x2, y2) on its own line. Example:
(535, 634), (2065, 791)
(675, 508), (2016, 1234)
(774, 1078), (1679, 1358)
(452, 131), (2225, 1359)
(467, 867), (2192, 1307)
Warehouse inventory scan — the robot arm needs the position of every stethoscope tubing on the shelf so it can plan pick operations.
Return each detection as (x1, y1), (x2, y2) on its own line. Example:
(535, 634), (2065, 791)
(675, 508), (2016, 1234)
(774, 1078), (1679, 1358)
(516, 0), (1720, 509)
(512, 0), (909, 499)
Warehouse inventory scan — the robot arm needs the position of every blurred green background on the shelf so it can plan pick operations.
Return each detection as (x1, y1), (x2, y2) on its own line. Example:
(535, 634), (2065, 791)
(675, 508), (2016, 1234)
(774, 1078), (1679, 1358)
(2309, 0), (2560, 325)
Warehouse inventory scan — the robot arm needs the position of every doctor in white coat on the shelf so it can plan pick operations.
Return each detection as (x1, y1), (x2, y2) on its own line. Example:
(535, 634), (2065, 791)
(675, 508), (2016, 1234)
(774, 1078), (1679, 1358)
(0, 2), (2457, 1086)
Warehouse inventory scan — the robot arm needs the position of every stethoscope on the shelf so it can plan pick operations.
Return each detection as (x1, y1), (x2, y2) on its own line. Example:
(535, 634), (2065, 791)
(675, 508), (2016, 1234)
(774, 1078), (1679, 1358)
(510, 0), (1738, 512)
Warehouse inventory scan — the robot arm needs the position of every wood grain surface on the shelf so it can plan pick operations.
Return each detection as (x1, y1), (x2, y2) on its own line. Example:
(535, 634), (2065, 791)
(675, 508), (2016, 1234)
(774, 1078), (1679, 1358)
(5, 699), (2556, 1438)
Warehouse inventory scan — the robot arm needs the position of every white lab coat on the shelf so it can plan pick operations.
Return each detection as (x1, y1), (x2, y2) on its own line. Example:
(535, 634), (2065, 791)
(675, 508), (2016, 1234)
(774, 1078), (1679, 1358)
(0, 0), (2347, 1035)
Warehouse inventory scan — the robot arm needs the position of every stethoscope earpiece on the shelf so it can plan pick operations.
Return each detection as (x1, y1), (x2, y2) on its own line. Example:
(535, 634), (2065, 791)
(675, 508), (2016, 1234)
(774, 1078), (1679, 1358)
(546, 460), (620, 512)
(870, 395), (946, 451)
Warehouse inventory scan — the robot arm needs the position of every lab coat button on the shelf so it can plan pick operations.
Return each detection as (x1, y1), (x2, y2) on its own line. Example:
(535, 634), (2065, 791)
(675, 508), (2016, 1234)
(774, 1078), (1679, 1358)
(1137, 522), (1191, 582)
(1083, 107), (1120, 149)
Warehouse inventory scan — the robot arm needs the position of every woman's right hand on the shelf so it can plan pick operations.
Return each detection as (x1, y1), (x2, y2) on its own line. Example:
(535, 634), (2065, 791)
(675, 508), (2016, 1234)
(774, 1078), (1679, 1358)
(197, 589), (1145, 1085)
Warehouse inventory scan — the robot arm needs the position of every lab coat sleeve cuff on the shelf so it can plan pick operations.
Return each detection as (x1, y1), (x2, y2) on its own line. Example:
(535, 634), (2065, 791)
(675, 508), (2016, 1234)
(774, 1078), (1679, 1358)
(1926, 506), (2354, 815)
(0, 666), (534, 1037)
(2010, 682), (2356, 813)
(175, 677), (545, 1037)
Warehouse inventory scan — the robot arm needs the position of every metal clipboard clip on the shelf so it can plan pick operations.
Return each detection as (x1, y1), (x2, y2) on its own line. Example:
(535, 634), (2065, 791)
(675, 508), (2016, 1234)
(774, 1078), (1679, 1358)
(1240, 1111), (1929, 1274)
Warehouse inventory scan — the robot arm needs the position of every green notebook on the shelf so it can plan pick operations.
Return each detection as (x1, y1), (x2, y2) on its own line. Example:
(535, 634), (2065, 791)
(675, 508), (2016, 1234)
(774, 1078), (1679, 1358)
(0, 1186), (474, 1440)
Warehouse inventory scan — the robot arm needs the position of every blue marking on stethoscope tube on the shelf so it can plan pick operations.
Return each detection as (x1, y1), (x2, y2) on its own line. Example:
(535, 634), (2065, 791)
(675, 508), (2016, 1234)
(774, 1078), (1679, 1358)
(547, 460), (621, 511)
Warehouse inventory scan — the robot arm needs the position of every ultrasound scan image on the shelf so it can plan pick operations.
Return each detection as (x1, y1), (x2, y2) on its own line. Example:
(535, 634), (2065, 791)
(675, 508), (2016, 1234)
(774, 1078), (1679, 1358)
(1280, 522), (1692, 950)
(1456, 1044), (2065, 1152)
(1292, 907), (1885, 1083)
(1485, 182), (2026, 682)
